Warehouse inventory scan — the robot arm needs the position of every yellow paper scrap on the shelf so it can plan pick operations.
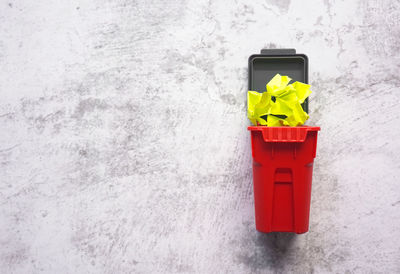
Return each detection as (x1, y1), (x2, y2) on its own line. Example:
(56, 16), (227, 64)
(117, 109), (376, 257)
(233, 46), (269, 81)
(247, 74), (311, 126)
(247, 91), (269, 125)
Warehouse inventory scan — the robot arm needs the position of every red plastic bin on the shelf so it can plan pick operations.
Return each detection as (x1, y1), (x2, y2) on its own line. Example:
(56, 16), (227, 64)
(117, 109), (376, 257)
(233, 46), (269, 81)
(248, 126), (320, 234)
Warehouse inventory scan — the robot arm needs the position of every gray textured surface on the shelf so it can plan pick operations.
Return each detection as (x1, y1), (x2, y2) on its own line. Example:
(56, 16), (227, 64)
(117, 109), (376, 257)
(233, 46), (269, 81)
(1, 0), (400, 273)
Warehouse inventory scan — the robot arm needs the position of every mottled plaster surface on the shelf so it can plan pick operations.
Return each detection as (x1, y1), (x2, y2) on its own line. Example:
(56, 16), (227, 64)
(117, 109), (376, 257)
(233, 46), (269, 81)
(1, 0), (399, 273)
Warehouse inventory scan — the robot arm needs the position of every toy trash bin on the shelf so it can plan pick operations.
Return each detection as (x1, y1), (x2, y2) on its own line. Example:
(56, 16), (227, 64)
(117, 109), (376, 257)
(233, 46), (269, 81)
(248, 49), (320, 234)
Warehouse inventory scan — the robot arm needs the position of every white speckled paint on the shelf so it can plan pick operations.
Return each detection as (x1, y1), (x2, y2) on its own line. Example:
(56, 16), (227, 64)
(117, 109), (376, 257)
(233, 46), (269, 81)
(0, 0), (399, 273)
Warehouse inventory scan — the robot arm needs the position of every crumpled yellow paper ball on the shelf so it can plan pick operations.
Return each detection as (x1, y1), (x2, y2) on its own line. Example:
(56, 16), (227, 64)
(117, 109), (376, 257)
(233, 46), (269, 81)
(247, 74), (311, 127)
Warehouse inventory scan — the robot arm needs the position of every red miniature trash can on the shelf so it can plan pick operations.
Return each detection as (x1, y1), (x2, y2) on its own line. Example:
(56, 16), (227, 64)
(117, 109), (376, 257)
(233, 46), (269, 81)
(248, 126), (320, 234)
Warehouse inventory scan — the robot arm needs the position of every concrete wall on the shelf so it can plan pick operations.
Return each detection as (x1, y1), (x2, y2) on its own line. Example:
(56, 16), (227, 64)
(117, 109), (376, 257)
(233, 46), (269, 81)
(1, 0), (399, 273)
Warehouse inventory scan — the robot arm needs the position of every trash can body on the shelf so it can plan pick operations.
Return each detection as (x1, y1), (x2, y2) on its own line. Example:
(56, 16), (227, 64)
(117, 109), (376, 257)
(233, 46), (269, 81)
(248, 126), (320, 234)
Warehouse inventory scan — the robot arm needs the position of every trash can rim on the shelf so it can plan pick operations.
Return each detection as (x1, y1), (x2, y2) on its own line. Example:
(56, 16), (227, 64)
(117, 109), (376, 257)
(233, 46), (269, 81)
(247, 126), (320, 131)
(247, 126), (320, 143)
